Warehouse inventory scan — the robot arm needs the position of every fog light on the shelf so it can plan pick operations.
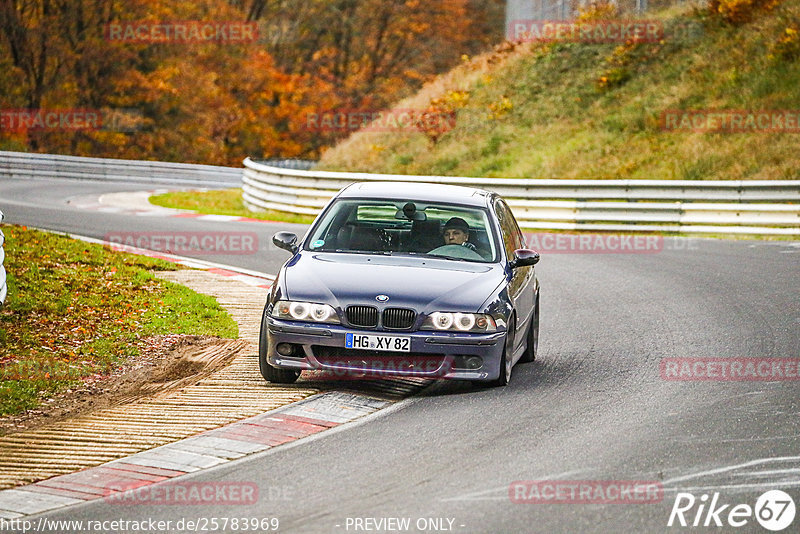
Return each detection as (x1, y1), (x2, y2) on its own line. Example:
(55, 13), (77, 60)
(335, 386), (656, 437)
(451, 355), (484, 370)
(276, 343), (295, 356)
(465, 356), (483, 370)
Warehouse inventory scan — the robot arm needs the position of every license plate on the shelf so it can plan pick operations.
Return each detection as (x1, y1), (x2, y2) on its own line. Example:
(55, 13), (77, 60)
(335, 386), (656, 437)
(345, 333), (411, 352)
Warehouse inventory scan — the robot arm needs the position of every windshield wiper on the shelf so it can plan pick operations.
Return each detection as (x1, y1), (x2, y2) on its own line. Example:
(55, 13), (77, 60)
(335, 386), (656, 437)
(404, 252), (473, 262)
(332, 249), (393, 255)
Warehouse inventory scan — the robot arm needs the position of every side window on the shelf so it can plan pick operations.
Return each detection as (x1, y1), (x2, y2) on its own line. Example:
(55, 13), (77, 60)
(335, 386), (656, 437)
(495, 200), (523, 260)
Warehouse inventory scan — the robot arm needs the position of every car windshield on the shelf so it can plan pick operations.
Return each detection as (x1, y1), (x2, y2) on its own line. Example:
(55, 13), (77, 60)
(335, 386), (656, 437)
(304, 199), (498, 263)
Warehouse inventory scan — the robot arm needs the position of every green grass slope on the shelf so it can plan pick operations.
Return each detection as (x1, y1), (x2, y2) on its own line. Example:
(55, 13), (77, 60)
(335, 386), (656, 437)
(318, 0), (800, 180)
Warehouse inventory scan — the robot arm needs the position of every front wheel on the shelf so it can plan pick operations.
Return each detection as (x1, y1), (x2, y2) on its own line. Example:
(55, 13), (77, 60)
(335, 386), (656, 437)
(258, 307), (300, 384)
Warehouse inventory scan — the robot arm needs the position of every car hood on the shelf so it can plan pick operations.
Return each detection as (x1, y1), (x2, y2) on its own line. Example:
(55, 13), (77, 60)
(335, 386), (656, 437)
(282, 252), (506, 313)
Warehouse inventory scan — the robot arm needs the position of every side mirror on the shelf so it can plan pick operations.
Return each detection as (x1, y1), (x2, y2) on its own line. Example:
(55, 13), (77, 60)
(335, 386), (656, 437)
(273, 232), (298, 254)
(510, 249), (539, 269)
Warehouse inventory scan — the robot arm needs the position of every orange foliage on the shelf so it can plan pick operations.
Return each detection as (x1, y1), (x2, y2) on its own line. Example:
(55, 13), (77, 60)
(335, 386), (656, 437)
(577, 0), (619, 22)
(0, 0), (497, 163)
(708, 0), (783, 24)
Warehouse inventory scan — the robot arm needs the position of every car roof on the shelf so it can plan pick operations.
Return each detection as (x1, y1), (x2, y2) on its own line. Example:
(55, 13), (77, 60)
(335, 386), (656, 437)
(337, 181), (495, 207)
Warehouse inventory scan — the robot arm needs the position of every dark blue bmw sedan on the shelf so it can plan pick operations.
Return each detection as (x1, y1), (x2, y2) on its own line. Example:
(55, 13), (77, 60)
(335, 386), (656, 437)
(259, 182), (540, 386)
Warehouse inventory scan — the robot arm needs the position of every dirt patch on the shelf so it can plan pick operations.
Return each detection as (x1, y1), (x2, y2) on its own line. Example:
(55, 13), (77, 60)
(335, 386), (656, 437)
(150, 359), (206, 383)
(0, 334), (246, 436)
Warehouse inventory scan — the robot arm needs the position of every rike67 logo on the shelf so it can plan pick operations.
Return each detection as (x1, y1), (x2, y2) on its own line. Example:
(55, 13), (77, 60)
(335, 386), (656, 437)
(668, 490), (796, 531)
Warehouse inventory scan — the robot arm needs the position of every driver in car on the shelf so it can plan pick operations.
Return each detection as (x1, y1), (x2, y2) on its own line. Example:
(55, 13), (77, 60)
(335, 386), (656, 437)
(442, 217), (477, 251)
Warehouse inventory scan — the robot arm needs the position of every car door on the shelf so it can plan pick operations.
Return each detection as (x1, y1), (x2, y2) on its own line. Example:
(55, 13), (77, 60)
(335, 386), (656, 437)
(494, 199), (534, 355)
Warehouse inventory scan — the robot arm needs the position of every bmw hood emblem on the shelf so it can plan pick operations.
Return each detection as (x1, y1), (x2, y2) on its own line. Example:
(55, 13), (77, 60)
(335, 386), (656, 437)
(376, 295), (389, 302)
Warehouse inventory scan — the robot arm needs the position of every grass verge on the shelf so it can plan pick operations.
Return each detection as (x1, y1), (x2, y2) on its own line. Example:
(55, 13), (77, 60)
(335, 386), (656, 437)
(0, 226), (238, 416)
(318, 0), (800, 180)
(149, 188), (316, 224)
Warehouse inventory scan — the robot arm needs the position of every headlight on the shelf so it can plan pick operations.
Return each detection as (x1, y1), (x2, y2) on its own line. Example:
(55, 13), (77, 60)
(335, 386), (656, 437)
(421, 312), (496, 333)
(271, 300), (340, 324)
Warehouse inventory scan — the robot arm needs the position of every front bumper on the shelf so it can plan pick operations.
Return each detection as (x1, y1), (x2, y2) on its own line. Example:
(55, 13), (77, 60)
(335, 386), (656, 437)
(266, 318), (506, 381)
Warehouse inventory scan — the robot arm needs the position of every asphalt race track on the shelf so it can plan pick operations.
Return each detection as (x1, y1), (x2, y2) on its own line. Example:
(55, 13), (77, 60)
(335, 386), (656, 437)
(0, 177), (305, 276)
(2, 176), (799, 533)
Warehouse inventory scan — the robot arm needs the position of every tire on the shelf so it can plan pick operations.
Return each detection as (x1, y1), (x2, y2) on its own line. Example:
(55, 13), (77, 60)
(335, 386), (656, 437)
(490, 315), (515, 387)
(258, 307), (301, 384)
(519, 293), (539, 363)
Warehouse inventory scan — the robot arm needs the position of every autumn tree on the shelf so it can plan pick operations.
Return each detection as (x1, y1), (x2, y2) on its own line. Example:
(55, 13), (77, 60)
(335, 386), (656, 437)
(0, 0), (505, 163)
(234, 0), (502, 108)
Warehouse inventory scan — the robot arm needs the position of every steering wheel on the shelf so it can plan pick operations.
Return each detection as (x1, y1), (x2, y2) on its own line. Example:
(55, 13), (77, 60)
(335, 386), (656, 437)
(427, 244), (484, 261)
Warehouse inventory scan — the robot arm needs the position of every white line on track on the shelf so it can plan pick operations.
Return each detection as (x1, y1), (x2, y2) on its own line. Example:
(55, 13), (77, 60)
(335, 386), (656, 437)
(662, 456), (800, 486)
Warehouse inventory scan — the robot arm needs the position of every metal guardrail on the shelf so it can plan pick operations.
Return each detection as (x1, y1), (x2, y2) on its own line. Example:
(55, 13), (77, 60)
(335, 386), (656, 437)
(242, 158), (800, 235)
(0, 210), (6, 307)
(255, 159), (317, 171)
(0, 151), (242, 187)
